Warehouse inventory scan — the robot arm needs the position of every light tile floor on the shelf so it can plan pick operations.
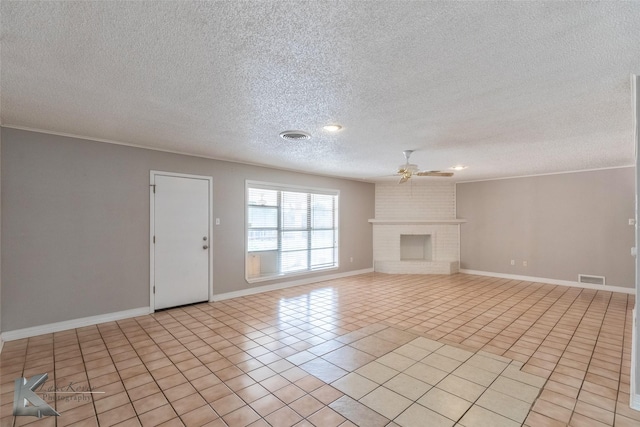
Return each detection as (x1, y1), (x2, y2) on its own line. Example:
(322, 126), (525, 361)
(0, 273), (638, 426)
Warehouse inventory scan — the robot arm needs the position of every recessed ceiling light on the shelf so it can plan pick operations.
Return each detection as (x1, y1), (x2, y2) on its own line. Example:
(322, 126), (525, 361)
(323, 124), (342, 132)
(279, 130), (311, 141)
(450, 165), (468, 171)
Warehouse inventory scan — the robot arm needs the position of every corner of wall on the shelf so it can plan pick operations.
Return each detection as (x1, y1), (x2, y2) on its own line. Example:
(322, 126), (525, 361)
(1, 127), (3, 342)
(632, 309), (639, 410)
(633, 73), (640, 410)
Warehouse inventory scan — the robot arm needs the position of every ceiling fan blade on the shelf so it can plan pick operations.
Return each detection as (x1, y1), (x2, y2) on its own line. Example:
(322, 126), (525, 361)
(416, 171), (454, 177)
(399, 175), (410, 184)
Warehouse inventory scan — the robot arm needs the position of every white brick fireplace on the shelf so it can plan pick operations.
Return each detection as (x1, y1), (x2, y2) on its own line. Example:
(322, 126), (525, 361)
(371, 183), (465, 275)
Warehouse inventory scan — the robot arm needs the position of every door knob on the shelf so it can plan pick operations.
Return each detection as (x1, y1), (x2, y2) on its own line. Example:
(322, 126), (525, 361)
(203, 245), (209, 249)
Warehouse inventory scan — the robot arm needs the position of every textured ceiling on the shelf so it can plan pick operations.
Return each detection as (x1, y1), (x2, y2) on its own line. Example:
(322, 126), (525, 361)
(1, 1), (639, 182)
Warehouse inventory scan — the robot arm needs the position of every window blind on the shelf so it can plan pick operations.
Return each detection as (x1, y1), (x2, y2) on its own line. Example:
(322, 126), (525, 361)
(246, 181), (339, 281)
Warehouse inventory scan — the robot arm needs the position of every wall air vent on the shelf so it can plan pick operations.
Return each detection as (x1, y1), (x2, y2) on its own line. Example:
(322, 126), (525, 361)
(279, 130), (311, 141)
(578, 274), (605, 286)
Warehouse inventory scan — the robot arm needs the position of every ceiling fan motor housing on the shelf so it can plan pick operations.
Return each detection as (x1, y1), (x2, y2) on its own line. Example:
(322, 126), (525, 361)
(399, 163), (419, 173)
(396, 149), (453, 182)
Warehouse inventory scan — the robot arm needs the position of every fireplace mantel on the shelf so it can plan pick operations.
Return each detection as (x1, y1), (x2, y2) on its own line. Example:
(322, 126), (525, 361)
(368, 219), (466, 225)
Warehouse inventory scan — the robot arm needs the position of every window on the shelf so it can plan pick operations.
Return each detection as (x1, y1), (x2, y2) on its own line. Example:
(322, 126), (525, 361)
(246, 181), (339, 281)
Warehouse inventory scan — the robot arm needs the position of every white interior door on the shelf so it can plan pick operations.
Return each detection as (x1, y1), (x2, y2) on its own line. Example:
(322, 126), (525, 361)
(153, 173), (210, 310)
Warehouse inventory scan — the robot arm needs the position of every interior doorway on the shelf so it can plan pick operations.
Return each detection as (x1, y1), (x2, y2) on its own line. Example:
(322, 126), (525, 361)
(150, 171), (212, 310)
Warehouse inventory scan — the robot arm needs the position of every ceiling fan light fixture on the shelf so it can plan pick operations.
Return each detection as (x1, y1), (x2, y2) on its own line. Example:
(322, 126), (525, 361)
(323, 124), (342, 132)
(399, 163), (419, 173)
(279, 130), (311, 141)
(450, 165), (468, 171)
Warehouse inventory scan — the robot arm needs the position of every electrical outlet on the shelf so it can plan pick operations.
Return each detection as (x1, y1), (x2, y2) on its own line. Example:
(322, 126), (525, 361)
(523, 261), (528, 267)
(350, 257), (354, 263)
(630, 219), (636, 226)
(510, 260), (515, 266)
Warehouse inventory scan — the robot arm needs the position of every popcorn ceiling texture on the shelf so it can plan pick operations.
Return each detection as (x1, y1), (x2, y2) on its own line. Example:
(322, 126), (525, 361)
(1, 1), (639, 182)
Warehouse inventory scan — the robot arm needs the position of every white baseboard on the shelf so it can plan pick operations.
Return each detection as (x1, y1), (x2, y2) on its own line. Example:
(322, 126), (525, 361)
(0, 270), (375, 342)
(459, 269), (635, 294)
(0, 337), (4, 354)
(1, 307), (151, 342)
(212, 268), (374, 301)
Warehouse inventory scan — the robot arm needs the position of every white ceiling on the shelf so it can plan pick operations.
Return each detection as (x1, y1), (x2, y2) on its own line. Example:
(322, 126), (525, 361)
(2, 1), (639, 182)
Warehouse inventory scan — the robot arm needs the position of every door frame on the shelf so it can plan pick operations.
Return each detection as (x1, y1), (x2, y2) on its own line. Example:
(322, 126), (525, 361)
(149, 170), (213, 313)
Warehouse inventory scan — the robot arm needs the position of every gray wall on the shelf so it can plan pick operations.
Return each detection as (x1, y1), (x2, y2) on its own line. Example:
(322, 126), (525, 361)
(1, 128), (375, 331)
(634, 74), (639, 401)
(457, 167), (636, 288)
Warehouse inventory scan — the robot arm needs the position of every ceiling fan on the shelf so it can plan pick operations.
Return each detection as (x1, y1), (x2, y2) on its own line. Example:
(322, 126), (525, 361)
(397, 150), (453, 184)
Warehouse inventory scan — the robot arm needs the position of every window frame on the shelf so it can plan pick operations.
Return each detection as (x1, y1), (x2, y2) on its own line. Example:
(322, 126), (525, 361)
(245, 180), (339, 283)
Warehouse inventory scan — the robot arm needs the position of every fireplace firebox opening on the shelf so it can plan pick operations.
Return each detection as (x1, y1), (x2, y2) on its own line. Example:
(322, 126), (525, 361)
(400, 234), (432, 261)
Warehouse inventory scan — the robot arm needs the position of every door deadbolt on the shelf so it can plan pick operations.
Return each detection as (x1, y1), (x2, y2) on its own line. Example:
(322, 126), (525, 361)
(203, 236), (207, 241)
